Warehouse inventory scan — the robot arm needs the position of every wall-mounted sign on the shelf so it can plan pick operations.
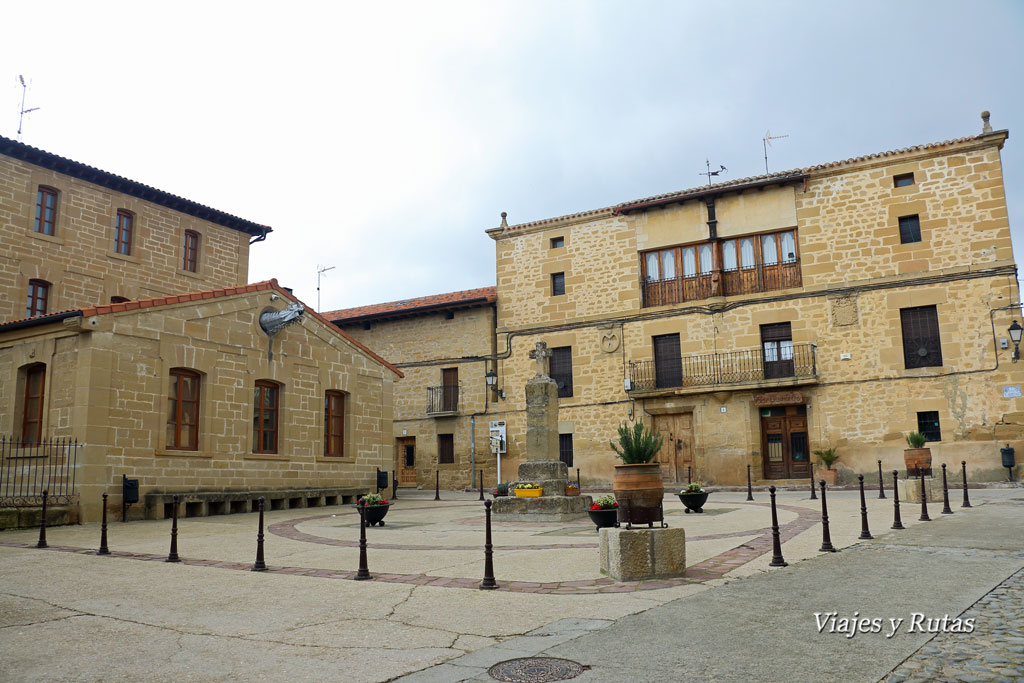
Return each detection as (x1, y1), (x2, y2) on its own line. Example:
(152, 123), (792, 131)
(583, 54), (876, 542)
(1003, 385), (1022, 398)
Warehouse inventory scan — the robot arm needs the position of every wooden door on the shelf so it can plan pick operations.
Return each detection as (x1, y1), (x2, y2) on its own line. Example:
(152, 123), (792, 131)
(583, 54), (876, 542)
(441, 368), (458, 412)
(653, 413), (693, 483)
(396, 437), (417, 486)
(760, 407), (809, 479)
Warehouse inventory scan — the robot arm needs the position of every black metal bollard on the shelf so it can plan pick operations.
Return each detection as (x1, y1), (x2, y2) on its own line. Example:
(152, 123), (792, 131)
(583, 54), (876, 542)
(768, 486), (787, 567)
(434, 470), (440, 501)
(918, 469), (931, 522)
(891, 471), (905, 529)
(252, 497), (267, 571)
(166, 494), (180, 562)
(576, 468), (581, 490)
(478, 470), (484, 501)
(960, 461), (972, 508)
(809, 465), (817, 500)
(746, 464), (754, 501)
(941, 464), (953, 515)
(36, 489), (48, 548)
(818, 481), (836, 552)
(687, 465), (692, 485)
(480, 499), (498, 589)
(877, 460), (886, 499)
(392, 472), (398, 500)
(355, 501), (372, 580)
(858, 475), (873, 540)
(98, 493), (110, 555)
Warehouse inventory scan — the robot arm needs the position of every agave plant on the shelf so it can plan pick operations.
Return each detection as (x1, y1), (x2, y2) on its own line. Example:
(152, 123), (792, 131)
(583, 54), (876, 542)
(905, 432), (928, 448)
(813, 446), (840, 470)
(609, 421), (664, 464)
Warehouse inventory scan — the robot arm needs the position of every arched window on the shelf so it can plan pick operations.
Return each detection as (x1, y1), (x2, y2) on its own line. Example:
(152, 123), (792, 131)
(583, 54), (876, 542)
(21, 364), (46, 444)
(183, 230), (200, 272)
(26, 279), (50, 317)
(114, 210), (134, 255)
(253, 381), (280, 453)
(35, 186), (58, 235)
(167, 369), (201, 450)
(324, 391), (345, 457)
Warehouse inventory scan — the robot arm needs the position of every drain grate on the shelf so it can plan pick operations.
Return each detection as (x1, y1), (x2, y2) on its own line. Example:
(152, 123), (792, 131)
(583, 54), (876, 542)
(488, 657), (586, 682)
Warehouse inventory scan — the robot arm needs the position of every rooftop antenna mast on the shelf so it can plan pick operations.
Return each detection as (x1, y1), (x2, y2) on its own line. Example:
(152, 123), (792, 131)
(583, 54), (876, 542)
(316, 264), (335, 312)
(699, 159), (727, 186)
(763, 130), (789, 174)
(17, 75), (41, 141)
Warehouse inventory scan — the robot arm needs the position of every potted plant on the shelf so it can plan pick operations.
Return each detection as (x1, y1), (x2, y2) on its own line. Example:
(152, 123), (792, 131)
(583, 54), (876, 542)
(813, 446), (840, 486)
(492, 482), (510, 497)
(678, 481), (709, 513)
(565, 482), (580, 496)
(587, 495), (620, 531)
(514, 483), (543, 497)
(610, 420), (665, 526)
(904, 431), (932, 476)
(353, 493), (391, 526)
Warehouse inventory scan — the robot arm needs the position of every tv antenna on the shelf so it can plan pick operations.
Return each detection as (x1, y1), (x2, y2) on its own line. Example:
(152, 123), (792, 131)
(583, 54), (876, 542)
(17, 75), (41, 141)
(763, 130), (789, 174)
(699, 159), (727, 186)
(316, 264), (336, 312)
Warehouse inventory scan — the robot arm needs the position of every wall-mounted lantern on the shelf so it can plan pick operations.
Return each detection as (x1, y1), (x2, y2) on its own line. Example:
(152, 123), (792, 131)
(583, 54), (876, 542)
(1008, 321), (1023, 362)
(485, 369), (505, 400)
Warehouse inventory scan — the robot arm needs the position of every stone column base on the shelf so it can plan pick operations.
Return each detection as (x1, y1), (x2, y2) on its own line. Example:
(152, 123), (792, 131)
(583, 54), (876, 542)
(600, 526), (687, 582)
(491, 494), (593, 522)
(898, 477), (945, 503)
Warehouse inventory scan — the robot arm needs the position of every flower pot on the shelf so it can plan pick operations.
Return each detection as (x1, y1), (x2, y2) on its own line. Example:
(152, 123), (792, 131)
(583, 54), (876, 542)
(514, 488), (542, 497)
(587, 508), (619, 532)
(613, 463), (664, 526)
(904, 448), (932, 476)
(352, 502), (391, 526)
(816, 469), (837, 486)
(678, 491), (709, 513)
(565, 487), (580, 497)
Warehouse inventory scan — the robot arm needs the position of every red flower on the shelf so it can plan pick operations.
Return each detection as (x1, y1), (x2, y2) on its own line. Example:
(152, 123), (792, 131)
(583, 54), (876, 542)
(590, 503), (602, 510)
(381, 499), (388, 505)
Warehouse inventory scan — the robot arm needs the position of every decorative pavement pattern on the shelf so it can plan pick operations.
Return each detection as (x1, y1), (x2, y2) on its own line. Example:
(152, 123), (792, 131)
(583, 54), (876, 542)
(881, 567), (1024, 683)
(0, 501), (819, 594)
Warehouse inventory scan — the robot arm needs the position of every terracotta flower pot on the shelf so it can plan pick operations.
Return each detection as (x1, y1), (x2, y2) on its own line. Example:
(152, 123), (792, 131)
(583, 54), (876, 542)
(565, 487), (580, 496)
(904, 448), (932, 476)
(816, 469), (837, 486)
(613, 463), (664, 526)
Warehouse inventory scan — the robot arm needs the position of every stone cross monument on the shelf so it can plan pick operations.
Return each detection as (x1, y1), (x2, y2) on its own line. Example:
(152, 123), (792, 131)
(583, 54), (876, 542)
(525, 342), (559, 462)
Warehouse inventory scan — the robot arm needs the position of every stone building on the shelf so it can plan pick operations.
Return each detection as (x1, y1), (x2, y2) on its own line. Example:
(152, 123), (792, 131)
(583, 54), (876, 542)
(0, 136), (399, 524)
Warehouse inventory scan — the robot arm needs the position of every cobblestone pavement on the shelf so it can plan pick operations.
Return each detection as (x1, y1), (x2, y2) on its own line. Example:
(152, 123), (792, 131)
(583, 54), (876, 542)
(882, 568), (1024, 683)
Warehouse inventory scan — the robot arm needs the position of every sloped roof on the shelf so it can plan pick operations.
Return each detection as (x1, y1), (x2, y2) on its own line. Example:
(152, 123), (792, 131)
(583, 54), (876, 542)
(0, 135), (272, 237)
(325, 286), (497, 323)
(0, 279), (402, 378)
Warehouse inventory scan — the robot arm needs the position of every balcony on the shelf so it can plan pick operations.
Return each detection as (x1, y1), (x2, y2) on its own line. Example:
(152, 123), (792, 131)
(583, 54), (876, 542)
(628, 343), (817, 394)
(641, 260), (802, 308)
(426, 385), (460, 415)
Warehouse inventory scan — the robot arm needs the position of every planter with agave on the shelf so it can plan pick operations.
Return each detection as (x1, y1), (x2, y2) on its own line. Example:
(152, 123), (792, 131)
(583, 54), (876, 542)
(587, 495), (620, 531)
(353, 493), (391, 526)
(813, 446), (840, 486)
(514, 483), (543, 497)
(610, 421), (666, 528)
(904, 432), (932, 476)
(677, 482), (709, 513)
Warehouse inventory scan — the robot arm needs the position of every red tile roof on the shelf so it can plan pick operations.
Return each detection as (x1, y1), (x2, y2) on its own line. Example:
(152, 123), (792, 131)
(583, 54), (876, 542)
(0, 280), (402, 377)
(325, 286), (497, 323)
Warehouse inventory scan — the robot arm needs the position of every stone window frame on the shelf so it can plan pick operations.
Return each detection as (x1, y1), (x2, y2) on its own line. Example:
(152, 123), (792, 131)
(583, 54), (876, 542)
(551, 272), (566, 297)
(26, 279), (50, 317)
(438, 433), (455, 464)
(253, 380), (282, 454)
(35, 186), (59, 236)
(114, 209), (135, 256)
(550, 235), (565, 249)
(182, 230), (200, 273)
(917, 410), (941, 442)
(900, 305), (943, 369)
(893, 172), (915, 188)
(324, 390), (346, 457)
(898, 214), (922, 244)
(166, 368), (201, 451)
(558, 432), (574, 468)
(550, 346), (573, 398)
(19, 363), (46, 444)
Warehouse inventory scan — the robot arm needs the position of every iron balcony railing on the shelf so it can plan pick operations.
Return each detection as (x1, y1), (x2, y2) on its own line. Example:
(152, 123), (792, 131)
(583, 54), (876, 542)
(1, 436), (80, 507)
(628, 343), (817, 392)
(641, 259), (802, 307)
(426, 385), (460, 414)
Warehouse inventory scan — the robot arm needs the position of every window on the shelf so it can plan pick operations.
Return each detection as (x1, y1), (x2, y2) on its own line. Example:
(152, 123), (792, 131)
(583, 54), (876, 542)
(114, 210), (134, 255)
(324, 391), (345, 457)
(167, 369), (200, 450)
(35, 187), (57, 235)
(551, 272), (565, 296)
(559, 433), (574, 467)
(550, 346), (573, 398)
(898, 214), (921, 244)
(900, 306), (943, 369)
(550, 236), (564, 249)
(761, 322), (795, 379)
(917, 411), (941, 442)
(894, 173), (915, 188)
(183, 230), (200, 272)
(653, 333), (682, 388)
(438, 434), (454, 464)
(21, 364), (45, 444)
(110, 296), (130, 303)
(444, 311), (455, 320)
(26, 279), (49, 317)
(253, 381), (280, 453)
(441, 368), (459, 412)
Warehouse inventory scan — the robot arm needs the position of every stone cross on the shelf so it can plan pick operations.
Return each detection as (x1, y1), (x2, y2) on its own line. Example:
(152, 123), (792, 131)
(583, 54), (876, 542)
(529, 341), (553, 377)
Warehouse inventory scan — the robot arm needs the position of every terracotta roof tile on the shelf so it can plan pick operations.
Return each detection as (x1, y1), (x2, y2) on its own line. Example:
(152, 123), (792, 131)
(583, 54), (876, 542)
(325, 286), (497, 323)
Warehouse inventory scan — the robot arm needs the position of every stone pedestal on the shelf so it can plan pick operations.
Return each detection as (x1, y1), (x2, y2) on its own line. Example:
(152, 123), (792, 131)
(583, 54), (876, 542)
(492, 493), (594, 522)
(599, 526), (687, 582)
(898, 476), (944, 504)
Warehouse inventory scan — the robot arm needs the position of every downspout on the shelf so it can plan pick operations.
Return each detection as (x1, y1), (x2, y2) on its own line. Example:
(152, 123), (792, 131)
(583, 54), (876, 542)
(471, 414), (476, 490)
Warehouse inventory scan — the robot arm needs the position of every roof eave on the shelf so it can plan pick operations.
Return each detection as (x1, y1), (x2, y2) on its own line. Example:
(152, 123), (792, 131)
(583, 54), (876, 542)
(614, 173), (808, 215)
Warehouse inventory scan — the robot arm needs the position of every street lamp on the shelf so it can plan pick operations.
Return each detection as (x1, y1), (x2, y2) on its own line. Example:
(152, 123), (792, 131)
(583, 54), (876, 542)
(1009, 321), (1023, 362)
(485, 369), (505, 400)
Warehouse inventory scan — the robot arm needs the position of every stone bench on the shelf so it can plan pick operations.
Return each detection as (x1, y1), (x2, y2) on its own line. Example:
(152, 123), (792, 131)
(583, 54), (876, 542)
(144, 487), (365, 520)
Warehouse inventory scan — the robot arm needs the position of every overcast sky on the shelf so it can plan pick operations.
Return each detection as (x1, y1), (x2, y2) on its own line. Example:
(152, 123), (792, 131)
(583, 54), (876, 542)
(3, 1), (1023, 312)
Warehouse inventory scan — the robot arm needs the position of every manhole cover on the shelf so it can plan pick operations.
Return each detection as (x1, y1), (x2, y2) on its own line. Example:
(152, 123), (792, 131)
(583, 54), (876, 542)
(488, 657), (586, 682)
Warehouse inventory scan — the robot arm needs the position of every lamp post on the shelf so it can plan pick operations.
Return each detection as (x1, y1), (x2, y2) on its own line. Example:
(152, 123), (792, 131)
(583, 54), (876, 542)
(485, 369), (504, 400)
(1009, 321), (1023, 362)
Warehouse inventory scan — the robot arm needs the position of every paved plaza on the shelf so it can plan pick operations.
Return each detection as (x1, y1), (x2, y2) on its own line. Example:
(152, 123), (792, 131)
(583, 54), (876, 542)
(0, 486), (1021, 682)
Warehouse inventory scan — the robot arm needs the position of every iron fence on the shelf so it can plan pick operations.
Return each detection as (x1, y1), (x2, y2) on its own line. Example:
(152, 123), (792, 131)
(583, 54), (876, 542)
(629, 343), (817, 391)
(426, 385), (460, 414)
(0, 436), (80, 506)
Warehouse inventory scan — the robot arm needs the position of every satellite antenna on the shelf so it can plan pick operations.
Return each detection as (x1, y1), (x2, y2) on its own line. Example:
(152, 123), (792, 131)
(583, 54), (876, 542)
(17, 75), (41, 141)
(316, 264), (335, 312)
(699, 159), (727, 186)
(763, 130), (789, 174)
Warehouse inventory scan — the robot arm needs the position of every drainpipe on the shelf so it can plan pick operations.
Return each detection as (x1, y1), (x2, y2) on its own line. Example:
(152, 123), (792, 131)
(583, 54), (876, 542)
(471, 414), (476, 490)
